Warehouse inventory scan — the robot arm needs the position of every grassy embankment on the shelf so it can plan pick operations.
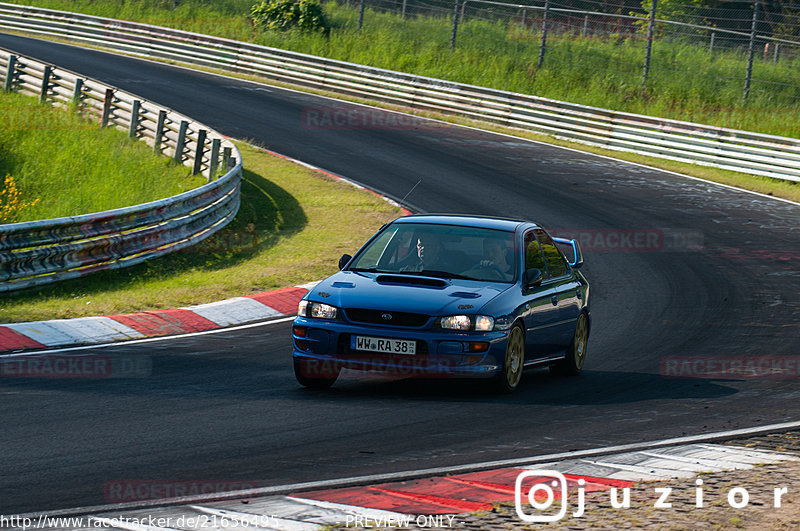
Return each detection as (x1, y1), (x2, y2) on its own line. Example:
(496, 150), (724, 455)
(1, 121), (402, 322)
(0, 91), (204, 223)
(5, 0), (798, 201)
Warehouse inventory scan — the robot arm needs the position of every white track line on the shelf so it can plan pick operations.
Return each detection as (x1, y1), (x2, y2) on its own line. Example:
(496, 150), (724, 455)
(14, 420), (800, 519)
(0, 316), (295, 358)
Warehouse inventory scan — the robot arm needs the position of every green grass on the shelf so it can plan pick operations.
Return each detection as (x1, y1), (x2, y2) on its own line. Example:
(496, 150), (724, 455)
(5, 0), (800, 138)
(0, 141), (403, 322)
(0, 91), (203, 223)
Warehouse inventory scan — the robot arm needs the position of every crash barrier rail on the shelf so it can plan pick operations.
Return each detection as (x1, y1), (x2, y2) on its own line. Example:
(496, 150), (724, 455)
(0, 46), (242, 292)
(0, 3), (799, 183)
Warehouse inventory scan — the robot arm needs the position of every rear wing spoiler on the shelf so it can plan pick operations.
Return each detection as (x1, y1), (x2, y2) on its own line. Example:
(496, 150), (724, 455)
(552, 237), (584, 269)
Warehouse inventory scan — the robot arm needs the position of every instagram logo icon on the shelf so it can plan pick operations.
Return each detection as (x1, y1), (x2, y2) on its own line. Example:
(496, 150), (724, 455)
(515, 470), (584, 522)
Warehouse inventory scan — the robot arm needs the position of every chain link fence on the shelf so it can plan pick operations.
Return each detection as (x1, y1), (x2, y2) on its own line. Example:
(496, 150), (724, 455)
(339, 0), (800, 103)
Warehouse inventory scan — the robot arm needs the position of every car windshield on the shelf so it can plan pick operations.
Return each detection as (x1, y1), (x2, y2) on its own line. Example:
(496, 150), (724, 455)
(348, 223), (517, 282)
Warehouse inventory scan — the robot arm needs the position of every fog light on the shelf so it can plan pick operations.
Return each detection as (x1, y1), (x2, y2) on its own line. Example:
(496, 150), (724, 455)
(293, 326), (309, 350)
(464, 355), (485, 365)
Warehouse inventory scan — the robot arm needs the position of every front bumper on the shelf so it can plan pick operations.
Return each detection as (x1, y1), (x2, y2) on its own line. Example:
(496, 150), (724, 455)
(291, 316), (510, 378)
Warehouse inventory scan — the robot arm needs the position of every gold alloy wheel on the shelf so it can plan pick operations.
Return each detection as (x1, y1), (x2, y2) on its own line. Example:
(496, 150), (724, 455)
(504, 325), (525, 389)
(573, 312), (589, 370)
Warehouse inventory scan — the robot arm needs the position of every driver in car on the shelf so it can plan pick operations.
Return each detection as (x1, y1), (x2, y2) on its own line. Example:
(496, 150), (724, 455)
(398, 232), (449, 272)
(482, 238), (512, 275)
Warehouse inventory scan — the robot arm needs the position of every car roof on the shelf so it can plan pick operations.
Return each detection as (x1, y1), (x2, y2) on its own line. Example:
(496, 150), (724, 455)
(392, 214), (536, 232)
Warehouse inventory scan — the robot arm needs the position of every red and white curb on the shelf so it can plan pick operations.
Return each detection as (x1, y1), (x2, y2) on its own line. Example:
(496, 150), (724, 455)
(0, 283), (318, 354)
(9, 443), (797, 530)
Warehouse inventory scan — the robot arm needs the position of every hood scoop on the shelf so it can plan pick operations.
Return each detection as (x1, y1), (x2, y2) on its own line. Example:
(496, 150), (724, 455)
(376, 275), (447, 288)
(331, 281), (355, 288)
(450, 291), (481, 299)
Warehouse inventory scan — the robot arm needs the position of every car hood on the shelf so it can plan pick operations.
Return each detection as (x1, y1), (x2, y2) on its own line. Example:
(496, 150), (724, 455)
(309, 271), (511, 316)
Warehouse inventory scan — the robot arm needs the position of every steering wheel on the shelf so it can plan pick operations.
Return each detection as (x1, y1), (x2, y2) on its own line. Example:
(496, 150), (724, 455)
(471, 260), (505, 280)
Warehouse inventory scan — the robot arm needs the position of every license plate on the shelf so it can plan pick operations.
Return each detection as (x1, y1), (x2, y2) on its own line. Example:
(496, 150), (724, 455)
(351, 336), (417, 355)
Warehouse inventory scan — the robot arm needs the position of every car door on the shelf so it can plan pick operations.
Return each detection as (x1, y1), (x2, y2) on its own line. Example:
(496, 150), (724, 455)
(535, 229), (581, 348)
(520, 229), (563, 359)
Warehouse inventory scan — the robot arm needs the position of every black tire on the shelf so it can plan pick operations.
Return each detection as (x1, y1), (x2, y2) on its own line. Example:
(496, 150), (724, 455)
(551, 312), (589, 376)
(294, 359), (340, 389)
(493, 324), (525, 393)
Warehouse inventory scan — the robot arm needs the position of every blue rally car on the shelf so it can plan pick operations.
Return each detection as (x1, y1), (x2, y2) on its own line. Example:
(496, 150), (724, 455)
(292, 214), (589, 392)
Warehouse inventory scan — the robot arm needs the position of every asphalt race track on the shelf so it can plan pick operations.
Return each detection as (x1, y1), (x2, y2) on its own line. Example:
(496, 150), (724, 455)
(0, 33), (798, 514)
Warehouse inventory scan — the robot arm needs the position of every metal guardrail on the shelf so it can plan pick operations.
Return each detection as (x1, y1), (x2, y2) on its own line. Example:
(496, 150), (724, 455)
(0, 46), (242, 292)
(1, 3), (797, 182)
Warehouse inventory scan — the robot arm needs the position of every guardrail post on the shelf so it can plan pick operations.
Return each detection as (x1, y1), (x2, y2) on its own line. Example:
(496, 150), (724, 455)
(154, 110), (167, 154)
(192, 129), (207, 175)
(209, 138), (221, 181)
(174, 120), (189, 163)
(39, 65), (52, 103)
(101, 88), (114, 127)
(744, 0), (761, 100)
(538, 0), (550, 68)
(129, 100), (141, 138)
(71, 78), (84, 107)
(222, 147), (232, 172)
(450, 0), (460, 50)
(642, 0), (658, 94)
(4, 55), (16, 92)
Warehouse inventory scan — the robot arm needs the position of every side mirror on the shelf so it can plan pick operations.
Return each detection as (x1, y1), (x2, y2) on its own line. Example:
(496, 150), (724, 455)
(524, 268), (543, 288)
(553, 237), (584, 269)
(338, 254), (352, 270)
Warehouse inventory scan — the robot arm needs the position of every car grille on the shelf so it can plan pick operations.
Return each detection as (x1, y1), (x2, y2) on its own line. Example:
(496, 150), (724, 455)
(337, 334), (429, 356)
(344, 308), (430, 327)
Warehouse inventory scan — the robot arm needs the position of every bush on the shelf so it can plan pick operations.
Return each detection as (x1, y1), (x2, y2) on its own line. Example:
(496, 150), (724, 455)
(250, 0), (327, 33)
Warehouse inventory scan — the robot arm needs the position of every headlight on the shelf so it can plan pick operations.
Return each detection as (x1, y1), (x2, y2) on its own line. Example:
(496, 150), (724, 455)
(297, 300), (338, 319)
(440, 315), (494, 331)
(311, 302), (338, 319)
(440, 315), (471, 330)
(474, 315), (494, 331)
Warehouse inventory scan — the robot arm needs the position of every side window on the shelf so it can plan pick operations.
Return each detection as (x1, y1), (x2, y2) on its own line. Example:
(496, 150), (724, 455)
(524, 230), (546, 273)
(535, 229), (569, 278)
